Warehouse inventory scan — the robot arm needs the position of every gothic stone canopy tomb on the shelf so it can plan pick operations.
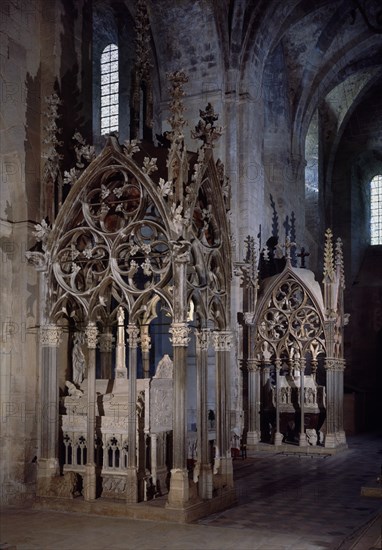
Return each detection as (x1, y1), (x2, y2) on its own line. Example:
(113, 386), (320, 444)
(26, 74), (237, 514)
(2, 0), (381, 522)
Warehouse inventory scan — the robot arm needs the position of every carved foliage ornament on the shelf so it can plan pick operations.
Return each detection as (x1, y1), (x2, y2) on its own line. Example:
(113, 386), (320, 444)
(169, 323), (191, 346)
(212, 330), (233, 351)
(40, 324), (63, 347)
(195, 329), (210, 351)
(126, 324), (140, 348)
(85, 322), (98, 349)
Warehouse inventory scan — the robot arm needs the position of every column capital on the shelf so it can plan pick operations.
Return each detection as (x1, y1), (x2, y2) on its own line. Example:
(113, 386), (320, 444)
(325, 358), (346, 372)
(325, 358), (336, 371)
(85, 322), (98, 349)
(194, 328), (210, 351)
(296, 358), (306, 372)
(127, 324), (140, 348)
(247, 358), (260, 372)
(40, 324), (62, 347)
(169, 322), (191, 346)
(212, 330), (234, 352)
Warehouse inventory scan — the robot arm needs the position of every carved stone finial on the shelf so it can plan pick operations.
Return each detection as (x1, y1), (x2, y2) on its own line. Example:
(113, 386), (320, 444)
(284, 236), (296, 265)
(234, 235), (260, 315)
(323, 228), (334, 280)
(191, 103), (223, 147)
(335, 238), (345, 289)
(166, 70), (189, 139)
(42, 92), (63, 221)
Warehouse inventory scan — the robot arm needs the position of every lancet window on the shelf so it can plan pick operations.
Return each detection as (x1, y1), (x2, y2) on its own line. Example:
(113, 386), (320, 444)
(370, 174), (382, 245)
(100, 44), (119, 135)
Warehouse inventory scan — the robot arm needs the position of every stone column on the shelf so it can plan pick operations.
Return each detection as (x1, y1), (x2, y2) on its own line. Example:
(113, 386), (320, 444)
(167, 322), (190, 507)
(195, 328), (212, 499)
(115, 307), (127, 387)
(298, 359), (307, 446)
(140, 325), (151, 378)
(247, 358), (261, 445)
(99, 331), (113, 379)
(212, 330), (234, 488)
(126, 323), (140, 503)
(335, 360), (346, 445)
(167, 239), (191, 508)
(324, 359), (336, 448)
(274, 359), (283, 445)
(84, 322), (98, 501)
(38, 324), (62, 485)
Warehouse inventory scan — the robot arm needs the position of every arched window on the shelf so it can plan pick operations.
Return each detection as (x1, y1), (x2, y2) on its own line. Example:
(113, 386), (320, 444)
(371, 175), (382, 245)
(100, 44), (119, 135)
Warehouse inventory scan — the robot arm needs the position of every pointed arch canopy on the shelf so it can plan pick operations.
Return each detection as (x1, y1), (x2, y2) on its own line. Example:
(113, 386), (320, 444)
(45, 136), (232, 328)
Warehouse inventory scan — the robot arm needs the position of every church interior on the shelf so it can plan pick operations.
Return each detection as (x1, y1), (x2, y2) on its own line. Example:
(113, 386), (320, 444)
(1, 0), (381, 547)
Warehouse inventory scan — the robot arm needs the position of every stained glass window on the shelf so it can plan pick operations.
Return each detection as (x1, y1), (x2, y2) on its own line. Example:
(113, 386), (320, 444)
(100, 44), (119, 135)
(371, 174), (382, 245)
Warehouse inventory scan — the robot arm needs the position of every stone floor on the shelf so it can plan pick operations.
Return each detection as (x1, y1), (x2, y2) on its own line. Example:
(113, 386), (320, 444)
(1, 433), (381, 550)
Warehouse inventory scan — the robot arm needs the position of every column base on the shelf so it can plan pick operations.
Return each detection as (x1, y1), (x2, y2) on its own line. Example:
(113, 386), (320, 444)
(198, 463), (213, 500)
(166, 468), (189, 508)
(214, 456), (234, 490)
(324, 433), (337, 448)
(83, 463), (96, 501)
(298, 433), (307, 447)
(36, 458), (60, 497)
(126, 467), (138, 503)
(274, 432), (283, 446)
(336, 430), (347, 445)
(246, 430), (260, 445)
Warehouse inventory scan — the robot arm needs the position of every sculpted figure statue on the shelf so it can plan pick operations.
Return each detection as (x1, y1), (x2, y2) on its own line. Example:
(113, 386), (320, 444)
(72, 332), (86, 386)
